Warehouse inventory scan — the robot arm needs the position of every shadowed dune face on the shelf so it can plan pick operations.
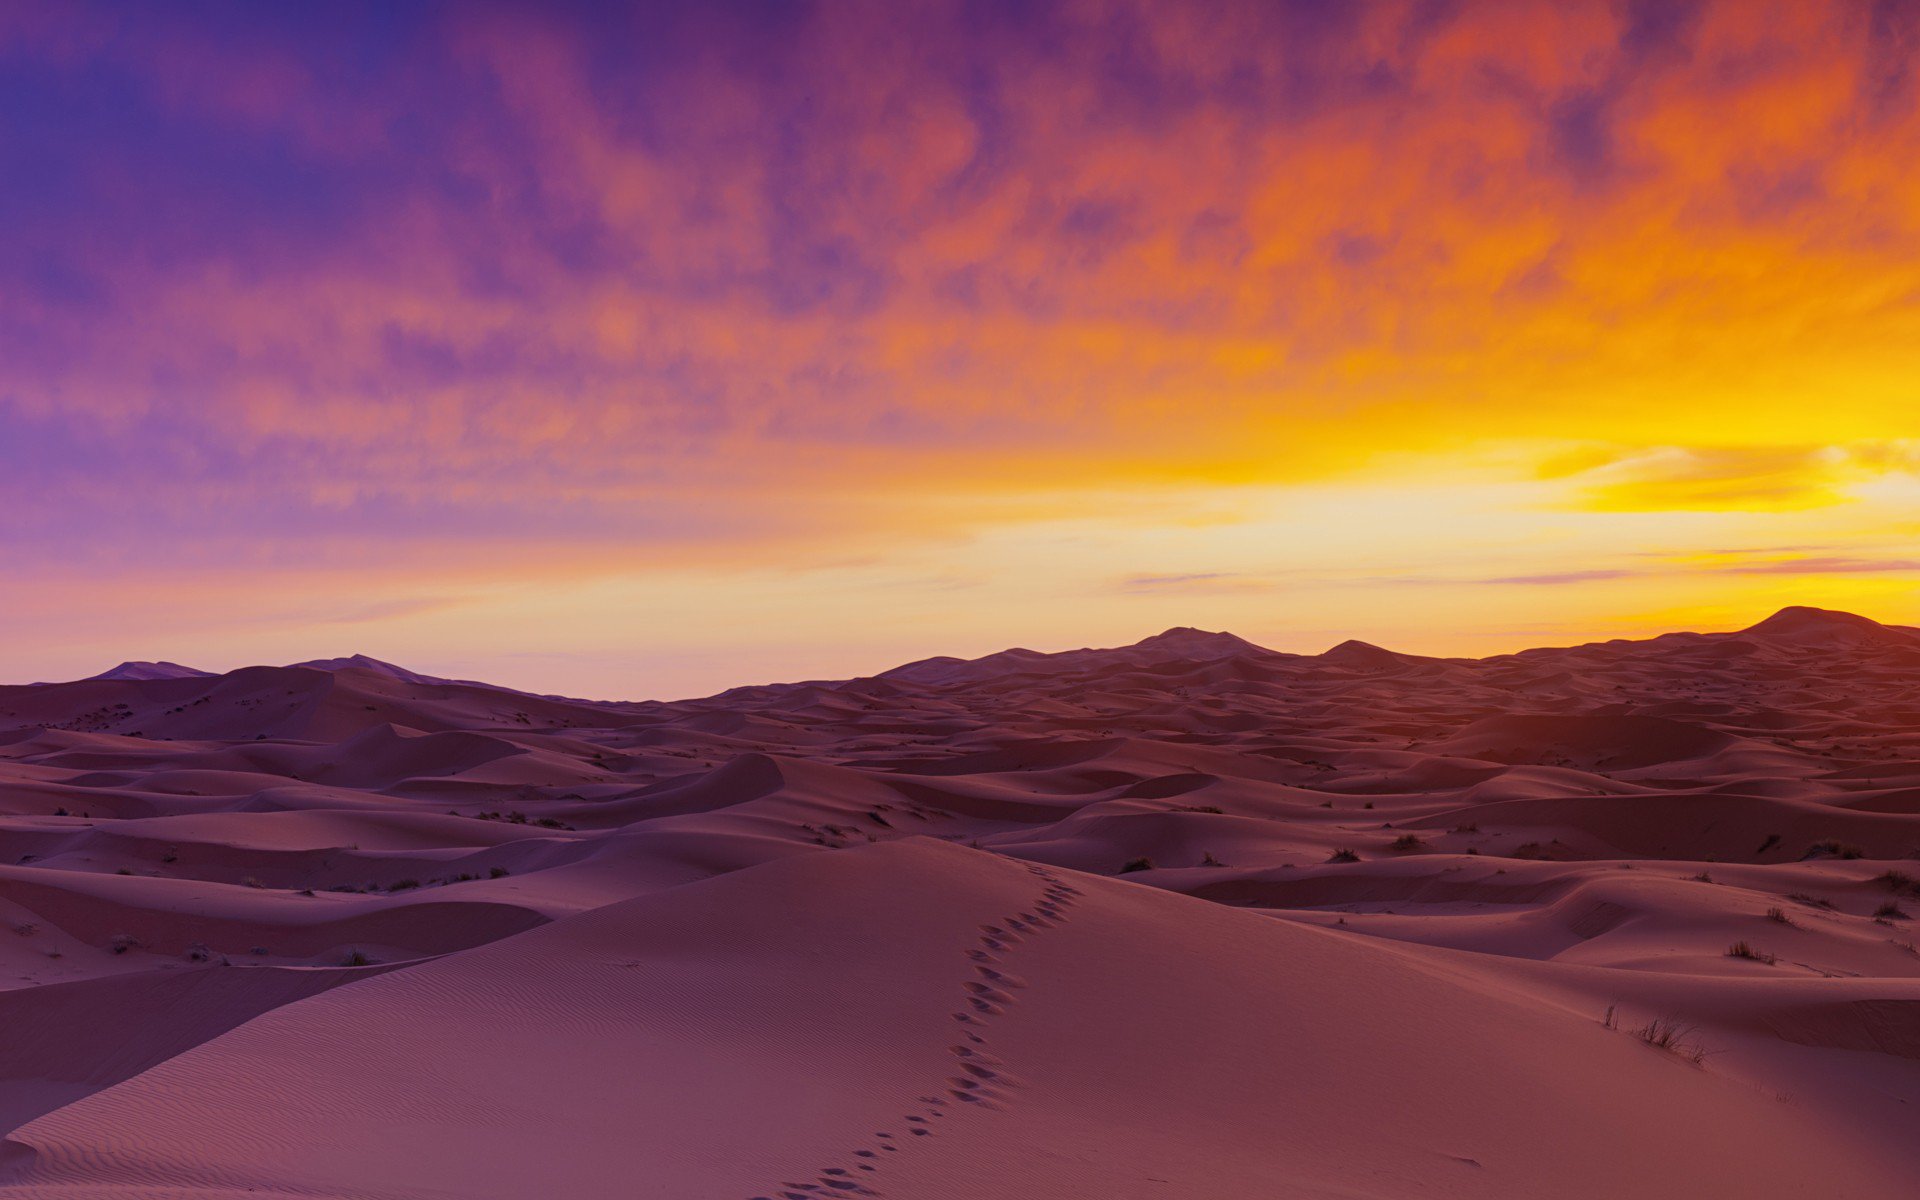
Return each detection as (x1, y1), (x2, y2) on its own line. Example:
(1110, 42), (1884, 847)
(0, 607), (1917, 1197)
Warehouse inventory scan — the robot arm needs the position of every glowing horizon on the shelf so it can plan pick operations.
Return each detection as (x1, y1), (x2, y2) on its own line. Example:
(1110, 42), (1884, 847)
(6, 1), (1920, 699)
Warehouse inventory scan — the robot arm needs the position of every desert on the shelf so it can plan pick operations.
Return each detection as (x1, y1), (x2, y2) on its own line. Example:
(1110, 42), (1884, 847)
(0, 607), (1914, 1197)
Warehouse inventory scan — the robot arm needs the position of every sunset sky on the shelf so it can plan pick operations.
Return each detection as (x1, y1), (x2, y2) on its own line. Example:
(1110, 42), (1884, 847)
(5, 0), (1920, 698)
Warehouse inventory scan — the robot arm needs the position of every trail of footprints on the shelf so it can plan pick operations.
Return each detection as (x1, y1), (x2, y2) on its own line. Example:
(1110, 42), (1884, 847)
(746, 865), (1083, 1200)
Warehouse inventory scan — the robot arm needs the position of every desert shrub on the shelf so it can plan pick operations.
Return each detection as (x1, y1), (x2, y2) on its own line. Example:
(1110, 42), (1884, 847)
(1874, 870), (1918, 894)
(1806, 840), (1864, 860)
(1874, 901), (1909, 920)
(1726, 941), (1776, 964)
(1119, 857), (1154, 874)
(1786, 892), (1835, 909)
(1389, 834), (1425, 852)
(343, 949), (371, 967)
(1326, 848), (1360, 864)
(1765, 907), (1794, 925)
(489, 866), (510, 879)
(1201, 850), (1224, 867)
(1634, 1017), (1707, 1063)
(388, 879), (421, 892)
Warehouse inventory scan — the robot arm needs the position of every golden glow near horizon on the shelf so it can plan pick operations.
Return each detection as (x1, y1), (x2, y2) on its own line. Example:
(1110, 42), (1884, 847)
(4, 2), (1920, 697)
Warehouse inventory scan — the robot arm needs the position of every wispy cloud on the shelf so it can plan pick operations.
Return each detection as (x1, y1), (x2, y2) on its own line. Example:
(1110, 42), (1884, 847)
(1547, 444), (1920, 514)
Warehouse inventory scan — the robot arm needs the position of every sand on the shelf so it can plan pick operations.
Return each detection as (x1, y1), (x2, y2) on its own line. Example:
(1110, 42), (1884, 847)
(0, 605), (1914, 1197)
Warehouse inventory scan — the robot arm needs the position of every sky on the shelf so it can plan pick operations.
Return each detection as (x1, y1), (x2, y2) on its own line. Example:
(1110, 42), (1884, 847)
(4, 0), (1920, 699)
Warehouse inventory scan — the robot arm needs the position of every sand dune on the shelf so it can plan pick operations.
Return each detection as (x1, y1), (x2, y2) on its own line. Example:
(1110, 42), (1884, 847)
(0, 606), (1916, 1196)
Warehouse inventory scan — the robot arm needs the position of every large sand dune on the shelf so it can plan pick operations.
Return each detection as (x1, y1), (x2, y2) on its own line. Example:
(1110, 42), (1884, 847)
(0, 606), (1916, 1197)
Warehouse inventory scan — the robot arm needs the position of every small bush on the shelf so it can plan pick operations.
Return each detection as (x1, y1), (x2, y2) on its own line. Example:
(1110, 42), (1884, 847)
(489, 866), (510, 879)
(1634, 1018), (1707, 1063)
(1806, 840), (1864, 860)
(1874, 901), (1909, 920)
(1179, 805), (1224, 815)
(1765, 907), (1795, 925)
(343, 949), (371, 967)
(1119, 857), (1154, 874)
(1326, 848), (1360, 864)
(1389, 834), (1426, 852)
(1453, 822), (1479, 833)
(1874, 870), (1918, 894)
(1727, 941), (1776, 964)
(1200, 850), (1224, 867)
(1786, 892), (1835, 909)
(388, 879), (421, 892)
(1692, 872), (1714, 884)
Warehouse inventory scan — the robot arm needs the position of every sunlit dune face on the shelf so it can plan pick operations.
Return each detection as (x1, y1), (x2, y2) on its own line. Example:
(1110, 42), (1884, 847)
(3, 0), (1919, 695)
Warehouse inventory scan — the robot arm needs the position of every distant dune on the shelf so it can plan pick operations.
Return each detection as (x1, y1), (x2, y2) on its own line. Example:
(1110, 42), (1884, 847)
(0, 606), (1916, 1198)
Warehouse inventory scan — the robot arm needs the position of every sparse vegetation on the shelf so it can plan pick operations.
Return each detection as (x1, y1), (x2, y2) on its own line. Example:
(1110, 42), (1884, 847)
(1874, 870), (1918, 895)
(343, 949), (371, 967)
(1764, 907), (1794, 926)
(1326, 848), (1359, 864)
(1200, 850), (1224, 867)
(1726, 940), (1776, 964)
(1389, 834), (1426, 852)
(489, 866), (510, 879)
(1119, 857), (1154, 874)
(1633, 1017), (1707, 1063)
(388, 878), (421, 891)
(1805, 839), (1864, 860)
(1873, 901), (1908, 920)
(1786, 892), (1835, 909)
